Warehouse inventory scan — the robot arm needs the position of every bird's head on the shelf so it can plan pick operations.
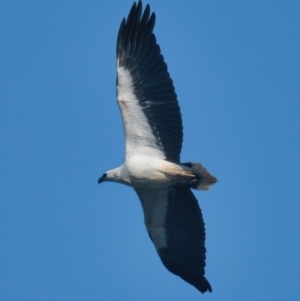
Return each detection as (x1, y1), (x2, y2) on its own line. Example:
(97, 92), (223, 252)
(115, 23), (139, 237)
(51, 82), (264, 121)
(98, 167), (123, 184)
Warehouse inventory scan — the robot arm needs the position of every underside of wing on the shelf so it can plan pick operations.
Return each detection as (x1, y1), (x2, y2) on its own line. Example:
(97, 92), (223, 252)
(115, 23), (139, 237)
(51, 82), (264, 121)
(116, 1), (183, 163)
(135, 186), (212, 293)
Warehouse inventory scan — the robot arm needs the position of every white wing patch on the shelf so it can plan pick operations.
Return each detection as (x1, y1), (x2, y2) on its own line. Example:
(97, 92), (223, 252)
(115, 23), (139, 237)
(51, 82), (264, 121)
(117, 66), (165, 159)
(135, 188), (169, 249)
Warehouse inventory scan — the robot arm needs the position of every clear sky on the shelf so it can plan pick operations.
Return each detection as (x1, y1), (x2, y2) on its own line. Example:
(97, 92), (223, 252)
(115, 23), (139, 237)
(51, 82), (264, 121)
(1, 0), (299, 300)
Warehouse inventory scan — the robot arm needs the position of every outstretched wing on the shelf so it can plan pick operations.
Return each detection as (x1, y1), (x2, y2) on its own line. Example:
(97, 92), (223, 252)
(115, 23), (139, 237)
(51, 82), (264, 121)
(116, 1), (183, 163)
(135, 186), (212, 293)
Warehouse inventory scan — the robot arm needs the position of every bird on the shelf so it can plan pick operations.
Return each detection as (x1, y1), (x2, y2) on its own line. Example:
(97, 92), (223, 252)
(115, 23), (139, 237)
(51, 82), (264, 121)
(98, 0), (217, 294)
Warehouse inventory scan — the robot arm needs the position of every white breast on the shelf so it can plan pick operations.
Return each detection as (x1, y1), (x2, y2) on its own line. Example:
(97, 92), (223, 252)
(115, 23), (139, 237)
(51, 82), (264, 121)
(123, 156), (183, 189)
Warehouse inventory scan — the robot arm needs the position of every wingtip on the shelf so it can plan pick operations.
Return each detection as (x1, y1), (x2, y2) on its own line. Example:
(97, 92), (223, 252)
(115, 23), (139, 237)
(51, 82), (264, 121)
(189, 275), (212, 293)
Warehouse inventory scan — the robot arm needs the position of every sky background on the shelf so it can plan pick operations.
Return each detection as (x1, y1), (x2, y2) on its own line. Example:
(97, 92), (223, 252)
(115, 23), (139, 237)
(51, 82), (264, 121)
(1, 0), (299, 300)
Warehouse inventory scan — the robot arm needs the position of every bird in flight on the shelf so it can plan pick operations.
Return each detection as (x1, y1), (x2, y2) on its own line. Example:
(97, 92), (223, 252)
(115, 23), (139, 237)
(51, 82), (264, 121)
(98, 0), (217, 294)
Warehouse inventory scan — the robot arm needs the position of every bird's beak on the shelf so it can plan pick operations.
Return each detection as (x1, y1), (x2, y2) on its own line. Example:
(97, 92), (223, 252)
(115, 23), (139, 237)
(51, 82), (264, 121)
(98, 175), (105, 184)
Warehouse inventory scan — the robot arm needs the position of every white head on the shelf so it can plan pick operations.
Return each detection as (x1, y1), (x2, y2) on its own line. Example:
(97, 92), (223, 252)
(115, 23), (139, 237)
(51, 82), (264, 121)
(98, 167), (129, 186)
(98, 168), (120, 183)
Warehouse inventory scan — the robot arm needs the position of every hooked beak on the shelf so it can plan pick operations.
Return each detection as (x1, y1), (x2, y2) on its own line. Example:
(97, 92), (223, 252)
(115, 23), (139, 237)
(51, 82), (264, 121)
(98, 174), (106, 184)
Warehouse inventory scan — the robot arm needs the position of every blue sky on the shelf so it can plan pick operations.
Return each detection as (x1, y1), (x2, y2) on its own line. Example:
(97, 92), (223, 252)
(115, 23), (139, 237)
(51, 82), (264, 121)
(1, 0), (299, 300)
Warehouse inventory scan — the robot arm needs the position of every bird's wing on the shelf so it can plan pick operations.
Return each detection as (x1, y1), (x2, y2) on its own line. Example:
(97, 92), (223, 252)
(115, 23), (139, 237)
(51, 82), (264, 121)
(116, 1), (183, 163)
(135, 185), (212, 293)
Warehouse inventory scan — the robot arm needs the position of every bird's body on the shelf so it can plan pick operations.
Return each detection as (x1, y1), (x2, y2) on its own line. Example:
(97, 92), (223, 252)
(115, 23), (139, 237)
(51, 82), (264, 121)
(120, 157), (187, 189)
(102, 157), (214, 190)
(98, 0), (217, 294)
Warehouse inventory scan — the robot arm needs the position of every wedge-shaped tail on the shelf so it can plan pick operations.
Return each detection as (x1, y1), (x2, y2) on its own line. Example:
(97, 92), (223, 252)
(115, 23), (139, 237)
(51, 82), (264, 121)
(182, 162), (217, 190)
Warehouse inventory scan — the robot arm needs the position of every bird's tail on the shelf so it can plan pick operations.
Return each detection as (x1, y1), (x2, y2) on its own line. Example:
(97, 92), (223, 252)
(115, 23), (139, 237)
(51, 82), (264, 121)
(181, 162), (217, 190)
